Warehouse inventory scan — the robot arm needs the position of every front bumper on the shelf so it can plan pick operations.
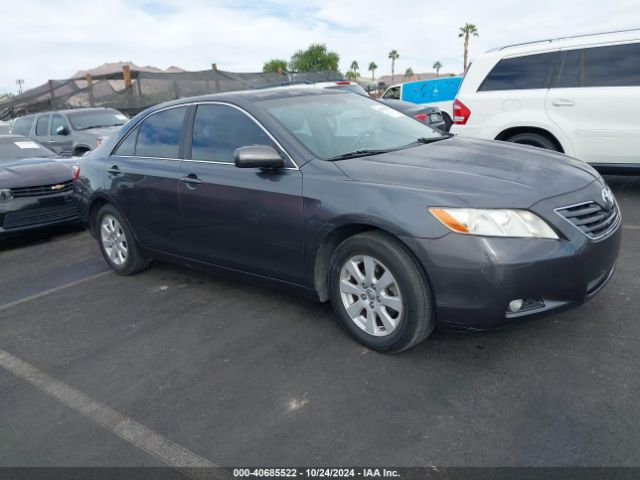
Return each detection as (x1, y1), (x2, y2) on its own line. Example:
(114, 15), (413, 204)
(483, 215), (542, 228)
(0, 192), (79, 236)
(402, 183), (622, 330)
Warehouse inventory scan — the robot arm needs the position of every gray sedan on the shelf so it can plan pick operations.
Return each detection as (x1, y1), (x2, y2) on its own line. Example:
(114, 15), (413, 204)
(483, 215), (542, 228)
(75, 89), (620, 352)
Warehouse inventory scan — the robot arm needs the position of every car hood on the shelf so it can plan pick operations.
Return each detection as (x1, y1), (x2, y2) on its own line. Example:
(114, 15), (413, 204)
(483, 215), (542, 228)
(0, 157), (72, 188)
(335, 137), (599, 208)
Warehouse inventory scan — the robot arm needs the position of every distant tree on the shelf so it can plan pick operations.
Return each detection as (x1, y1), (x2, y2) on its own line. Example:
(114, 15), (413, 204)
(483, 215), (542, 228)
(345, 71), (358, 80)
(458, 23), (479, 72)
(388, 50), (399, 83)
(263, 59), (288, 73)
(290, 43), (340, 72)
(350, 60), (360, 77)
(368, 61), (378, 81)
(432, 61), (442, 78)
(404, 67), (414, 79)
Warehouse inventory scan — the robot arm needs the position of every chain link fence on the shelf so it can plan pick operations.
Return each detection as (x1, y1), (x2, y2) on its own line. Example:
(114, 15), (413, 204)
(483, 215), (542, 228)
(0, 68), (344, 120)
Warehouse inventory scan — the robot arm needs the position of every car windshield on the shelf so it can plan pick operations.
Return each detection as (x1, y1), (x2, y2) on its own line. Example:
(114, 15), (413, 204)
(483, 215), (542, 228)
(67, 109), (128, 130)
(260, 93), (444, 160)
(0, 137), (57, 161)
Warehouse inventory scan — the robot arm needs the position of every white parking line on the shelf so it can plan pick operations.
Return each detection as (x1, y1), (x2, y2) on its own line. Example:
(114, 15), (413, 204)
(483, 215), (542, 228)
(0, 348), (217, 476)
(0, 270), (111, 313)
(622, 225), (640, 230)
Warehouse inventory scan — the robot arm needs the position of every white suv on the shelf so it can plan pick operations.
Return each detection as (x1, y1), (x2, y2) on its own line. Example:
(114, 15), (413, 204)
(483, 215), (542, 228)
(450, 29), (640, 173)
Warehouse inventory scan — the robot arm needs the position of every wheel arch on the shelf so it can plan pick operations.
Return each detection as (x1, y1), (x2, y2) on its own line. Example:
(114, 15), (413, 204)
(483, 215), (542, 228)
(87, 197), (111, 237)
(72, 144), (92, 156)
(441, 111), (452, 131)
(495, 126), (565, 153)
(313, 223), (433, 304)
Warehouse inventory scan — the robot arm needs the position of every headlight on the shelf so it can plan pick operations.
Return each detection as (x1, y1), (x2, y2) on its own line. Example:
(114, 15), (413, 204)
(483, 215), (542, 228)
(429, 207), (558, 239)
(0, 189), (12, 201)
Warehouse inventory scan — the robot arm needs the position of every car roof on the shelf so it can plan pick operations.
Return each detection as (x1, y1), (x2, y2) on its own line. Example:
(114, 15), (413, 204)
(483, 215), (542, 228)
(143, 87), (348, 111)
(18, 107), (120, 118)
(489, 28), (640, 56)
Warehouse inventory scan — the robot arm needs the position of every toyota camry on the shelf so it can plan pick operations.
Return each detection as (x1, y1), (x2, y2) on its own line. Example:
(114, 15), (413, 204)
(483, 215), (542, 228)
(74, 89), (621, 352)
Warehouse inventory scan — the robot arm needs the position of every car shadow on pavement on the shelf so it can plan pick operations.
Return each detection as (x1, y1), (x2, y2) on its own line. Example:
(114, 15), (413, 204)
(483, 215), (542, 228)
(0, 223), (86, 252)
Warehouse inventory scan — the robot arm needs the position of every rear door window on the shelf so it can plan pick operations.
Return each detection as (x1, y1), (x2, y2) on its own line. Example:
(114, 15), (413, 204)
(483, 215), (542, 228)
(479, 52), (558, 91)
(555, 43), (640, 88)
(135, 107), (187, 158)
(35, 115), (50, 136)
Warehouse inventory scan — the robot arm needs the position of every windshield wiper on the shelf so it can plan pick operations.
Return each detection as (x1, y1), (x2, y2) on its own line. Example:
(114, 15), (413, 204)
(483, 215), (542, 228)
(76, 123), (123, 130)
(414, 133), (453, 144)
(327, 149), (392, 161)
(327, 133), (454, 161)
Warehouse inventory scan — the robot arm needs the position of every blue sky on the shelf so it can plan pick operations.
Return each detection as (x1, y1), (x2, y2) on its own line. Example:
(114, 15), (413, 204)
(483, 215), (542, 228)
(1, 0), (639, 94)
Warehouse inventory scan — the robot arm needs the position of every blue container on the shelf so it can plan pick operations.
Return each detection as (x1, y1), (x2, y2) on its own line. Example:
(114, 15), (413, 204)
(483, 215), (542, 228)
(401, 77), (463, 104)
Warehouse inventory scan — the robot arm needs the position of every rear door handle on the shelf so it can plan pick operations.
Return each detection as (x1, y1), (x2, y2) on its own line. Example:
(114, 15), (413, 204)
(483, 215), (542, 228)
(180, 174), (203, 187)
(552, 99), (575, 107)
(107, 165), (123, 176)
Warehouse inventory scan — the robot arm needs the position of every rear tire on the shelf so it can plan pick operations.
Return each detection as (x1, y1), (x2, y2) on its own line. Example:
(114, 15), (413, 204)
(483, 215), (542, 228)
(504, 132), (558, 151)
(96, 204), (149, 275)
(328, 231), (435, 353)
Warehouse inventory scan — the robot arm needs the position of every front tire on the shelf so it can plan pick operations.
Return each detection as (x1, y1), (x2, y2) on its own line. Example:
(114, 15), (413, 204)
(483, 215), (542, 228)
(96, 204), (149, 275)
(328, 231), (435, 352)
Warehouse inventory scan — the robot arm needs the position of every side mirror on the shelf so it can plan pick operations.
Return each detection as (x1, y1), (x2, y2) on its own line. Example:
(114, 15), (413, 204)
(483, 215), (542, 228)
(234, 145), (284, 169)
(56, 125), (69, 136)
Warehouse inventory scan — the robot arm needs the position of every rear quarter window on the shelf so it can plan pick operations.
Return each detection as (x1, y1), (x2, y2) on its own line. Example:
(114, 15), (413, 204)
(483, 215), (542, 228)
(12, 117), (34, 136)
(555, 43), (640, 88)
(479, 52), (558, 91)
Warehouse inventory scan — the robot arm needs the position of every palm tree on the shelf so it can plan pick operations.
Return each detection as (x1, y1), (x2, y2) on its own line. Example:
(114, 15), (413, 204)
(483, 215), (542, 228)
(350, 60), (359, 78)
(432, 61), (442, 78)
(404, 67), (414, 79)
(458, 23), (479, 72)
(368, 61), (378, 81)
(388, 50), (399, 83)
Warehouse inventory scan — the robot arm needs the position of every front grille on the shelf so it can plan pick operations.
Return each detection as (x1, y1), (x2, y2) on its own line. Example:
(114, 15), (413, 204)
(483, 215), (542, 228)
(556, 201), (620, 239)
(10, 180), (73, 198)
(2, 205), (78, 229)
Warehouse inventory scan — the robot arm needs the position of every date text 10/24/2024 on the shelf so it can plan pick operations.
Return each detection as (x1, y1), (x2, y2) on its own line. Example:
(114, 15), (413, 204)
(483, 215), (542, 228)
(233, 468), (401, 478)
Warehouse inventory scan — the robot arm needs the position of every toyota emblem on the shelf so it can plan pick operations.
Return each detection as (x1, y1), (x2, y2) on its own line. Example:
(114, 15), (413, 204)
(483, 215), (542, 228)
(601, 188), (614, 208)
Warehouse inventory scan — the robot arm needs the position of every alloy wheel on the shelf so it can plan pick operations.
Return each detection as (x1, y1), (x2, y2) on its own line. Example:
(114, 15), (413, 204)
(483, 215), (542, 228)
(100, 214), (128, 266)
(339, 255), (403, 337)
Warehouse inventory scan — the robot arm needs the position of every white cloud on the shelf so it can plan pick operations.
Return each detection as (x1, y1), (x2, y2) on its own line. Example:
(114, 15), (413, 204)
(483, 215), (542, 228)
(1, 0), (639, 93)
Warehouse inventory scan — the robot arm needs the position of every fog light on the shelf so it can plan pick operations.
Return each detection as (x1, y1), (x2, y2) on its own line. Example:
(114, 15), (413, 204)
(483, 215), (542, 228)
(508, 299), (524, 312)
(0, 189), (12, 201)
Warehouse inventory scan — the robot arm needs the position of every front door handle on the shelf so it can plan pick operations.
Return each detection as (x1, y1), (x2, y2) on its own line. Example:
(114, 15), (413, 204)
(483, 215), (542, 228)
(552, 99), (575, 107)
(180, 174), (203, 187)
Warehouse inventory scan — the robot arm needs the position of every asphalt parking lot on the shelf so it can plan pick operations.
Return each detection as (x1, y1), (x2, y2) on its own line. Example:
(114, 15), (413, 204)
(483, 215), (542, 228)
(0, 175), (639, 470)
